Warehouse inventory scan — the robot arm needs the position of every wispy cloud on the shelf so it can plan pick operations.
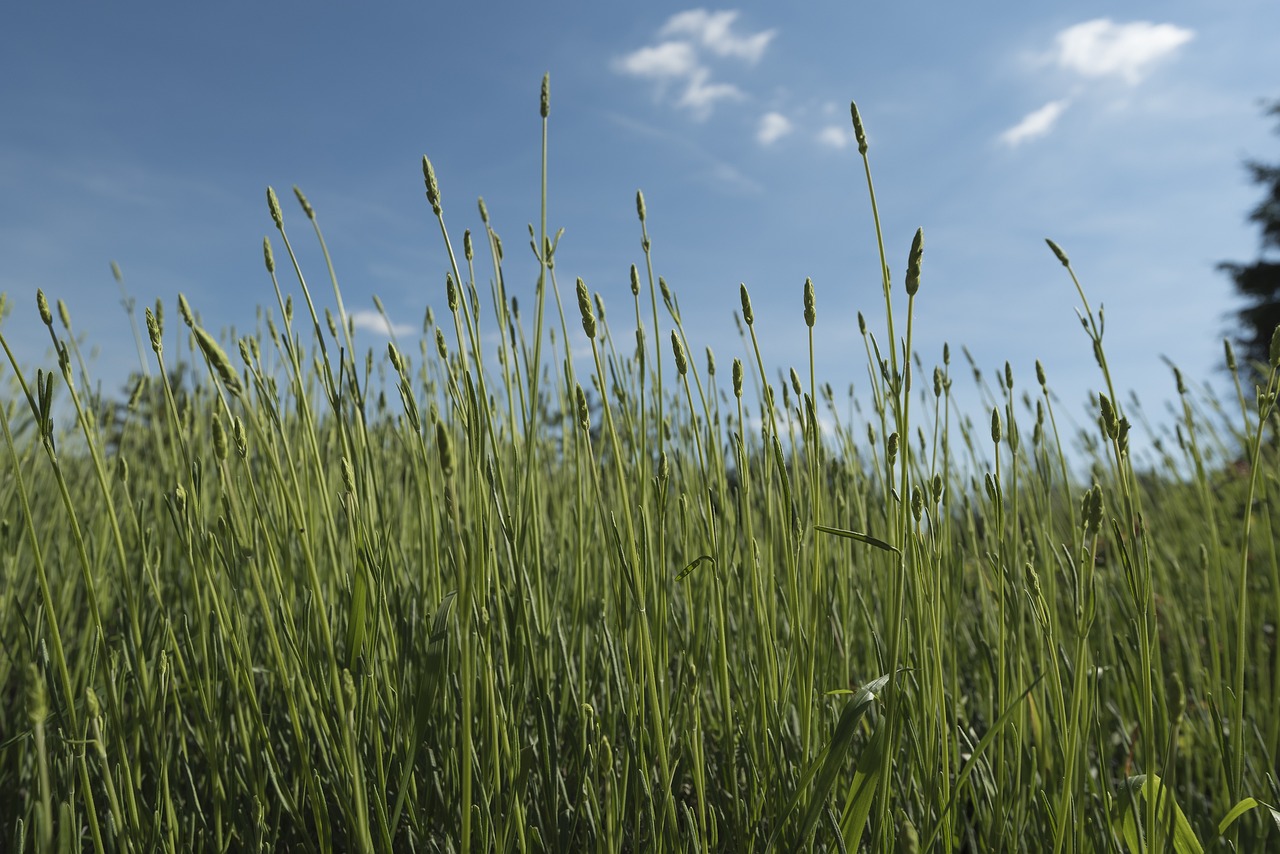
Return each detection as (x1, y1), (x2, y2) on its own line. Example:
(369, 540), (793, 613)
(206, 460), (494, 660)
(1051, 19), (1194, 84)
(1000, 99), (1070, 147)
(678, 68), (745, 117)
(615, 8), (775, 120)
(756, 112), (792, 145)
(350, 309), (411, 337)
(660, 10), (775, 63)
(614, 41), (698, 79)
(816, 125), (851, 149)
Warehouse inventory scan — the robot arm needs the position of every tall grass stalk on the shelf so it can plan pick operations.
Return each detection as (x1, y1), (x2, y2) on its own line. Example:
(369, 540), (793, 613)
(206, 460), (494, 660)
(1, 82), (1278, 852)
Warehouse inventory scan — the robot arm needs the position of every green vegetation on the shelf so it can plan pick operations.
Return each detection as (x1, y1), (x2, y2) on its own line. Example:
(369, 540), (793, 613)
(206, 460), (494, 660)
(3, 80), (1280, 851)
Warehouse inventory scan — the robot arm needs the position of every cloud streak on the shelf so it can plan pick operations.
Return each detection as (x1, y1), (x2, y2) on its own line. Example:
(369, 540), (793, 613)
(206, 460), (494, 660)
(1000, 99), (1070, 147)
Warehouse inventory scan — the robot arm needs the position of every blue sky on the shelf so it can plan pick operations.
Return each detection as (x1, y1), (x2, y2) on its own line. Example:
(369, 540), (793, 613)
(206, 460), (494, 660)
(3, 3), (1279, 463)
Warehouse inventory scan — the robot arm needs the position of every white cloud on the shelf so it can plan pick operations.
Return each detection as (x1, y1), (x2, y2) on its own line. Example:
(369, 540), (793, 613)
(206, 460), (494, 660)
(1052, 19), (1194, 84)
(660, 9), (776, 64)
(676, 68), (744, 119)
(614, 41), (698, 79)
(817, 125), (851, 149)
(615, 8), (775, 120)
(756, 111), (792, 145)
(999, 99), (1070, 146)
(350, 309), (411, 337)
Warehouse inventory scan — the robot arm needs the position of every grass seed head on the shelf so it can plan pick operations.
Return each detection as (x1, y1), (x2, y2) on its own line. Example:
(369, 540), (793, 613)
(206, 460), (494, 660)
(732, 358), (743, 398)
(630, 264), (641, 296)
(849, 101), (868, 155)
(145, 307), (163, 354)
(635, 189), (646, 223)
(575, 384), (589, 433)
(540, 72), (550, 118)
(446, 274), (458, 313)
(1082, 484), (1104, 536)
(858, 311), (866, 336)
(671, 331), (687, 376)
(739, 284), (754, 326)
(905, 228), (924, 296)
(803, 277), (815, 327)
(577, 278), (597, 339)
(267, 186), (283, 229)
(85, 685), (101, 720)
(293, 185), (315, 220)
(991, 408), (1002, 445)
(262, 237), (275, 274)
(422, 156), (442, 216)
(178, 294), (195, 329)
(705, 347), (715, 377)
(233, 416), (247, 458)
(435, 422), (453, 476)
(194, 326), (243, 396)
(1098, 393), (1118, 440)
(212, 416), (228, 461)
(1271, 325), (1280, 369)
(464, 229), (473, 262)
(57, 299), (71, 331)
(1045, 238), (1069, 267)
(37, 289), (52, 327)
(341, 457), (356, 495)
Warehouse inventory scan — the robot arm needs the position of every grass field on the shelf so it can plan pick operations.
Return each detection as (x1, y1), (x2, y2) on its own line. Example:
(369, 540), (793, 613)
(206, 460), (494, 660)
(3, 82), (1280, 851)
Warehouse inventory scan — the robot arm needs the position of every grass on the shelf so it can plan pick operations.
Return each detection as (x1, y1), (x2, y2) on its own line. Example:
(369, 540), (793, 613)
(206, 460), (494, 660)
(2, 78), (1280, 851)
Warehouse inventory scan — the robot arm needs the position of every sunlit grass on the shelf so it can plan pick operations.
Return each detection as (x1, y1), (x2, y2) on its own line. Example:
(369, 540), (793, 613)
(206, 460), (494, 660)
(2, 78), (1280, 852)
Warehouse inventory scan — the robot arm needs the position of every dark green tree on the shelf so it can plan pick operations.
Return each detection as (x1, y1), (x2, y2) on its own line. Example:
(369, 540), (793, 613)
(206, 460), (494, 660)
(1220, 100), (1280, 374)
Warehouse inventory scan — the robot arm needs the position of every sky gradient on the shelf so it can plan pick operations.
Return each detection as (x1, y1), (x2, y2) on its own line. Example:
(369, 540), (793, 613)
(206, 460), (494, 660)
(3, 3), (1279, 464)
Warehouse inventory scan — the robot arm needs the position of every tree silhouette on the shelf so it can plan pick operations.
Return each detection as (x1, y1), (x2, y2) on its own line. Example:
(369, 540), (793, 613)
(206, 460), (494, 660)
(1220, 100), (1280, 375)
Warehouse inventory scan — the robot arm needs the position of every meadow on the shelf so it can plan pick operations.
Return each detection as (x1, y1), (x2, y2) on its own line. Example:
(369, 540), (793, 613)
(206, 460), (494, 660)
(2, 79), (1279, 851)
